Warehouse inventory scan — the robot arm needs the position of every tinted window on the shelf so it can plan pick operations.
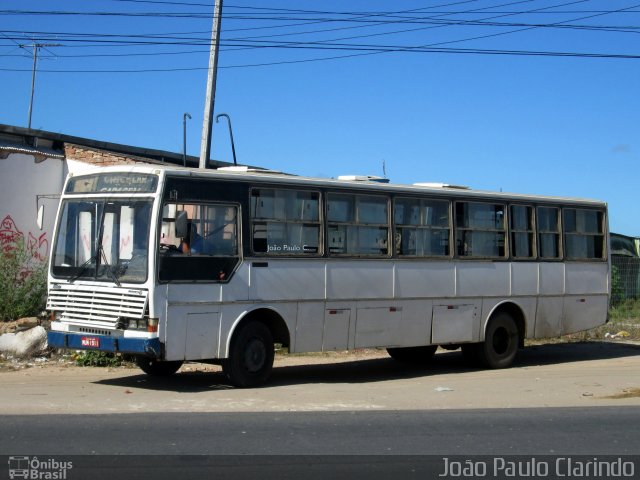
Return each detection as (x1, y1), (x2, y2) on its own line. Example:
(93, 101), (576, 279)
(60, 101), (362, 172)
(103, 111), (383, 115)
(395, 198), (450, 256)
(455, 202), (506, 258)
(327, 193), (389, 256)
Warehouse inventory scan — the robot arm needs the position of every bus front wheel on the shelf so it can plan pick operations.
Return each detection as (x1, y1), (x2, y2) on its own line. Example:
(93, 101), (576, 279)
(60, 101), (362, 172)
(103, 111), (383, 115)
(135, 357), (183, 376)
(222, 321), (274, 388)
(477, 312), (519, 369)
(386, 345), (437, 365)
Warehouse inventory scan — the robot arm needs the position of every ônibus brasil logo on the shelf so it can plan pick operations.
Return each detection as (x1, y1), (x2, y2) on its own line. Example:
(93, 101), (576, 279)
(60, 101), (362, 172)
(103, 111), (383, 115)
(8, 456), (73, 480)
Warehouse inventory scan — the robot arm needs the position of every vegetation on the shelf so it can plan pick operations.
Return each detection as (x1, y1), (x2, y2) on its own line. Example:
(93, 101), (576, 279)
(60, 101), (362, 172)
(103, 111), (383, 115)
(73, 351), (129, 367)
(0, 242), (47, 321)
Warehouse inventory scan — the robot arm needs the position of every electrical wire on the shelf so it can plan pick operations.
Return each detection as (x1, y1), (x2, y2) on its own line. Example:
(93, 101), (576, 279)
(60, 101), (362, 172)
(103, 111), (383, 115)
(2, 1), (638, 71)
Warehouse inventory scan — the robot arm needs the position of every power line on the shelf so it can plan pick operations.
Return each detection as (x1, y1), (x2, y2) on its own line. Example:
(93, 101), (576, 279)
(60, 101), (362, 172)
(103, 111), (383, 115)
(2, 1), (638, 70)
(3, 7), (640, 19)
(219, 0), (640, 70)
(1, 44), (639, 74)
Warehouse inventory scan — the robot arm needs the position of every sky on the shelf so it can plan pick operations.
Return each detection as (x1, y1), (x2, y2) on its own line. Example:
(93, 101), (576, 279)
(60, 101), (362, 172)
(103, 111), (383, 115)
(1, 0), (639, 235)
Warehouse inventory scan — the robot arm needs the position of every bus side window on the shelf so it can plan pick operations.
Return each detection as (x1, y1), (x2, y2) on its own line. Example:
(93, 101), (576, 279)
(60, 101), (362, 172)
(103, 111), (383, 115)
(158, 203), (240, 282)
(250, 188), (320, 256)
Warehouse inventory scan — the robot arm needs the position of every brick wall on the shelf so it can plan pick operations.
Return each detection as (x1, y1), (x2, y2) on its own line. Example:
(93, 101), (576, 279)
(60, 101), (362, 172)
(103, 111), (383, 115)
(64, 143), (154, 166)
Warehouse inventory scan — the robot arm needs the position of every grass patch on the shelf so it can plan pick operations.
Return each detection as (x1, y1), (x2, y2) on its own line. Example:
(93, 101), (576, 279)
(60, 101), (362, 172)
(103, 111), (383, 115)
(73, 351), (132, 367)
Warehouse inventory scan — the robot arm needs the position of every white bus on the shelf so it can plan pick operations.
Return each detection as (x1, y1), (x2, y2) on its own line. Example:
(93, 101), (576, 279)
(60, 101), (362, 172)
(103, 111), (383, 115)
(46, 166), (610, 387)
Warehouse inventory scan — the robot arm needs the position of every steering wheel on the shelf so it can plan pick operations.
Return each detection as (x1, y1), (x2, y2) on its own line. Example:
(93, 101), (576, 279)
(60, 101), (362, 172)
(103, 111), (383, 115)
(160, 243), (181, 254)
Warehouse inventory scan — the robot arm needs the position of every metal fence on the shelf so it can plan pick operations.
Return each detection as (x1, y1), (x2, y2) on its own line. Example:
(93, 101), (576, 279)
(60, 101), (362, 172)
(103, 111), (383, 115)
(611, 255), (640, 305)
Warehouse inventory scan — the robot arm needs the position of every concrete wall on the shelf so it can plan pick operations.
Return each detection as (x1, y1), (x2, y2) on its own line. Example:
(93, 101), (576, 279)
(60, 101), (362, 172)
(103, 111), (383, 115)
(1, 142), (157, 260)
(0, 153), (65, 259)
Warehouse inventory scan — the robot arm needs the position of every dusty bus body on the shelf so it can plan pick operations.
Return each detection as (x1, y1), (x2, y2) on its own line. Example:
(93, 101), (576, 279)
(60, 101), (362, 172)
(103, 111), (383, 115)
(47, 166), (610, 387)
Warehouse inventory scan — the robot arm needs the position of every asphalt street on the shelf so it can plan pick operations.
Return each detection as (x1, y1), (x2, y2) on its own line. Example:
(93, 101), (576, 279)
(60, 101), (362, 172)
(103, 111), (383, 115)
(2, 407), (639, 455)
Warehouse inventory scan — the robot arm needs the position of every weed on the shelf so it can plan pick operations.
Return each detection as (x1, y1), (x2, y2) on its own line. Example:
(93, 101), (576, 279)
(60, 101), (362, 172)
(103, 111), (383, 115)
(73, 351), (128, 367)
(0, 241), (47, 321)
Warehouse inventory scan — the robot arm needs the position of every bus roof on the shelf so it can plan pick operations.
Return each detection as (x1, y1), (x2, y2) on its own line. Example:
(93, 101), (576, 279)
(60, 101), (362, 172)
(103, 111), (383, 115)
(66, 164), (607, 207)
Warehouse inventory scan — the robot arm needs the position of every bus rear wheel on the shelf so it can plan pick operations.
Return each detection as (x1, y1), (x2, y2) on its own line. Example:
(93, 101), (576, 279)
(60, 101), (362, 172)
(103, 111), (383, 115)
(477, 312), (519, 369)
(386, 345), (437, 365)
(135, 357), (183, 376)
(222, 321), (274, 388)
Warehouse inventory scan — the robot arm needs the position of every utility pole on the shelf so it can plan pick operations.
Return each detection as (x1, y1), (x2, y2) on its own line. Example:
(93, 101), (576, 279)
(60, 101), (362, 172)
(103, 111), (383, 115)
(199, 0), (224, 169)
(20, 43), (62, 129)
(183, 112), (192, 167)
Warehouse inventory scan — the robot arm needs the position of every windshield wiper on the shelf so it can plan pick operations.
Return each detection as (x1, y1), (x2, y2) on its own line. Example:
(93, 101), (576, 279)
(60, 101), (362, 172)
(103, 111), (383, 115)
(69, 255), (97, 283)
(98, 244), (121, 287)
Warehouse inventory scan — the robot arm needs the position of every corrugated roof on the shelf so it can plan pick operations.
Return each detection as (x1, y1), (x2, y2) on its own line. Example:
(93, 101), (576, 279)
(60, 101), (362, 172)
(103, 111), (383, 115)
(0, 140), (65, 160)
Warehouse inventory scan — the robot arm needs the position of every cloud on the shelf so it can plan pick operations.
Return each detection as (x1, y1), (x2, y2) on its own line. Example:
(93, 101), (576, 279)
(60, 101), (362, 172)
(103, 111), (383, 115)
(612, 144), (632, 154)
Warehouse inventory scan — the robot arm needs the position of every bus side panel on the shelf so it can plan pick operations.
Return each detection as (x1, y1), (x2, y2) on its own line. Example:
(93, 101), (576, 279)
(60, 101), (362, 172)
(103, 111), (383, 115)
(562, 295), (609, 334)
(386, 299), (433, 348)
(165, 284), (223, 361)
(323, 304), (351, 351)
(354, 299), (432, 348)
(565, 262), (609, 295)
(432, 301), (479, 344)
(563, 262), (609, 334)
(535, 297), (564, 338)
(456, 262), (510, 297)
(184, 311), (221, 360)
(248, 259), (324, 301)
(355, 305), (401, 348)
(222, 263), (250, 302)
(326, 261), (393, 300)
(511, 262), (539, 296)
(539, 263), (565, 295)
(394, 261), (455, 298)
(294, 302), (325, 353)
(535, 263), (566, 337)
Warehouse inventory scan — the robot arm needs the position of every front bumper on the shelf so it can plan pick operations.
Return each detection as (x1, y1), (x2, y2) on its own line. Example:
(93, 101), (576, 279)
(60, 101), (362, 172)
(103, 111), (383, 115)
(48, 331), (161, 358)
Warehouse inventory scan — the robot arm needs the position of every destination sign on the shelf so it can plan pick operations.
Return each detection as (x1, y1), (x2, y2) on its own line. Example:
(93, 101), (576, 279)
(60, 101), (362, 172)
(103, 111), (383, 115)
(66, 173), (159, 193)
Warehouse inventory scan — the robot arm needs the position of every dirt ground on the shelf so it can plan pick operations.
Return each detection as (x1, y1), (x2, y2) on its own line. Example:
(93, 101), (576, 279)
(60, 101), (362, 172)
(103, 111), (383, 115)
(1, 340), (639, 414)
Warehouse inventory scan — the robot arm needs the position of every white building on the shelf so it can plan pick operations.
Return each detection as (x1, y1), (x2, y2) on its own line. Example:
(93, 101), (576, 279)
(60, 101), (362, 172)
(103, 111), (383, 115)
(0, 123), (231, 259)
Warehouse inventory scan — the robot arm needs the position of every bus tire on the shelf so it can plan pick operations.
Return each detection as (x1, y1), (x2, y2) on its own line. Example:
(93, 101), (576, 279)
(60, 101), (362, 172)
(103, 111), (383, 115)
(135, 357), (183, 377)
(222, 321), (274, 388)
(477, 312), (519, 369)
(386, 345), (437, 365)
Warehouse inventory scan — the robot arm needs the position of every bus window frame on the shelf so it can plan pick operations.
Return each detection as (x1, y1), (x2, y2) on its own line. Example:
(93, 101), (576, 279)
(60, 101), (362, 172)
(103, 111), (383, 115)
(326, 191), (391, 258)
(536, 205), (564, 261)
(508, 203), (537, 261)
(454, 200), (507, 260)
(562, 207), (607, 261)
(156, 200), (243, 284)
(393, 195), (453, 259)
(249, 186), (323, 257)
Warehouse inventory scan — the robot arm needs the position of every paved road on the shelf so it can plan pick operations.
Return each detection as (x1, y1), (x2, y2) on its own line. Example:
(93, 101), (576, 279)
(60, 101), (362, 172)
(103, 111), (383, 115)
(1, 341), (639, 478)
(1, 407), (639, 455)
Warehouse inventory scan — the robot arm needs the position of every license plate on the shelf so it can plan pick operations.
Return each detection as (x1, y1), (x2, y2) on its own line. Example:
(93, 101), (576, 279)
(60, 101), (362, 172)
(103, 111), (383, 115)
(81, 336), (100, 348)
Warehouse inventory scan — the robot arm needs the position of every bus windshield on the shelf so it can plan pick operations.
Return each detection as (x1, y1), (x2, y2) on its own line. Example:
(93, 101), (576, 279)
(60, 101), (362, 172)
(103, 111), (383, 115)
(51, 198), (153, 284)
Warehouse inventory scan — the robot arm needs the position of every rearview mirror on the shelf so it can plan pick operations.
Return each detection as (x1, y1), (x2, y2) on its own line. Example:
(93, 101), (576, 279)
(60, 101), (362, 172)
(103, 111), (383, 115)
(175, 211), (188, 238)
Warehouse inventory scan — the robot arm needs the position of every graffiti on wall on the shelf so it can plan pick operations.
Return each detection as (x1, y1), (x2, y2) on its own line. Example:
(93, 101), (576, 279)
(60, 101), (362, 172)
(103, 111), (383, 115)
(0, 215), (49, 260)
